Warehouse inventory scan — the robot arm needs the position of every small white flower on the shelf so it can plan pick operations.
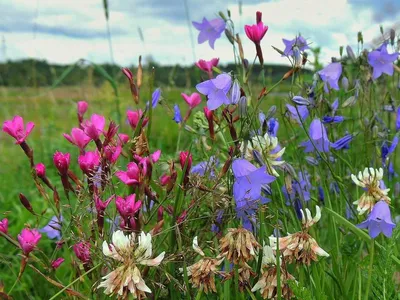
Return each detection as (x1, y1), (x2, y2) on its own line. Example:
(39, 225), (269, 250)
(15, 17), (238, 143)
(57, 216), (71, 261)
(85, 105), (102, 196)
(351, 167), (390, 215)
(192, 236), (205, 256)
(300, 205), (321, 228)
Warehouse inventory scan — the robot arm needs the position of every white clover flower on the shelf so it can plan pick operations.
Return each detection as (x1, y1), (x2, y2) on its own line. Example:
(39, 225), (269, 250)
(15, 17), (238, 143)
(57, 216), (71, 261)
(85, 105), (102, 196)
(300, 205), (321, 229)
(241, 132), (285, 176)
(98, 230), (165, 297)
(351, 167), (390, 215)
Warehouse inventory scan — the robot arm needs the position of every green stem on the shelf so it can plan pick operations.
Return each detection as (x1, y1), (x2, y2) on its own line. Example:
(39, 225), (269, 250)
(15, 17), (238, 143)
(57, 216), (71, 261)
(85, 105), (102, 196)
(364, 242), (374, 300)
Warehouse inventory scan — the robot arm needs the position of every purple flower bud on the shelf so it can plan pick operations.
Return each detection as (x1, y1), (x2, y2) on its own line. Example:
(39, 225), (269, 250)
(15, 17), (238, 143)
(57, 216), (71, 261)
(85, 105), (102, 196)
(331, 134), (353, 150)
(346, 45), (356, 61)
(292, 95), (311, 106)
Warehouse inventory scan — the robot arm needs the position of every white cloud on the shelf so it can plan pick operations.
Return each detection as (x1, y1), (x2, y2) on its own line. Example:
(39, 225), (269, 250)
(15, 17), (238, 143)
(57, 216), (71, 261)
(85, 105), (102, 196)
(0, 0), (399, 66)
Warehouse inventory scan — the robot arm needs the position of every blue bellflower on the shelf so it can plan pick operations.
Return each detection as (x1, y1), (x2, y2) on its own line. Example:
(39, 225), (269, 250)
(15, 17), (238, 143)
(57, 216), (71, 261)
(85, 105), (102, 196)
(300, 119), (330, 152)
(318, 62), (342, 92)
(322, 116), (345, 124)
(286, 104), (309, 124)
(191, 156), (219, 178)
(331, 134), (353, 150)
(368, 43), (399, 80)
(39, 215), (63, 240)
(282, 36), (309, 56)
(282, 171), (312, 204)
(232, 159), (276, 225)
(357, 201), (396, 238)
(196, 73), (232, 110)
(192, 17), (225, 49)
(172, 104), (182, 124)
(146, 88), (161, 108)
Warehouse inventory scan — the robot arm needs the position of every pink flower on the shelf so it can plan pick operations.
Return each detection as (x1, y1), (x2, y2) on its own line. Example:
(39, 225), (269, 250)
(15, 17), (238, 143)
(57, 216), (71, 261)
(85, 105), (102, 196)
(118, 134), (130, 145)
(78, 151), (101, 175)
(196, 58), (219, 78)
(122, 68), (133, 81)
(51, 257), (65, 269)
(115, 194), (142, 219)
(181, 93), (202, 109)
(63, 128), (91, 150)
(77, 101), (88, 118)
(53, 151), (71, 175)
(179, 151), (193, 171)
(18, 228), (41, 255)
(244, 11), (268, 45)
(115, 162), (144, 185)
(35, 163), (46, 178)
(82, 114), (105, 140)
(0, 218), (8, 234)
(73, 241), (91, 264)
(2, 115), (35, 144)
(94, 195), (114, 214)
(104, 145), (122, 164)
(160, 174), (171, 186)
(196, 58), (219, 72)
(127, 109), (148, 129)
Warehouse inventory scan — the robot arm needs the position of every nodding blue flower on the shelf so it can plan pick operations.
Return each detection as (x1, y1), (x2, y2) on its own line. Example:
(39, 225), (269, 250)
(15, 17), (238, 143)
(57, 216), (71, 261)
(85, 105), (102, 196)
(368, 42), (399, 79)
(39, 215), (63, 240)
(300, 119), (330, 153)
(322, 116), (345, 124)
(286, 104), (309, 124)
(232, 159), (276, 226)
(196, 73), (232, 110)
(357, 201), (396, 238)
(396, 106), (400, 132)
(282, 171), (312, 204)
(331, 98), (339, 114)
(318, 186), (325, 204)
(292, 95), (311, 106)
(305, 156), (319, 166)
(191, 156), (219, 178)
(331, 134), (353, 150)
(382, 136), (399, 166)
(318, 62), (342, 92)
(342, 76), (349, 91)
(146, 88), (161, 108)
(282, 36), (309, 56)
(192, 17), (226, 49)
(267, 118), (279, 137)
(173, 104), (182, 124)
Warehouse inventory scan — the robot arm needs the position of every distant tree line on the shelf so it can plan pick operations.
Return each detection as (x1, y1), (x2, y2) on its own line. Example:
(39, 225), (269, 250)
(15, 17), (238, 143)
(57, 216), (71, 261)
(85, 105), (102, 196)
(0, 59), (309, 88)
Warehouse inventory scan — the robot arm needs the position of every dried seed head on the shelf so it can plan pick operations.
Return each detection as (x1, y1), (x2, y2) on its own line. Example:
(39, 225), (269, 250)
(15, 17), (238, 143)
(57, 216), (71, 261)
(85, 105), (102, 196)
(187, 257), (224, 294)
(252, 264), (294, 299)
(219, 227), (261, 265)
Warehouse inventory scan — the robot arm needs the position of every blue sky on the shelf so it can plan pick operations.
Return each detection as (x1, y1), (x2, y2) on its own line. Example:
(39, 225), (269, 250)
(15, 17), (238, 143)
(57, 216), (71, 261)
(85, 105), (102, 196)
(0, 0), (399, 66)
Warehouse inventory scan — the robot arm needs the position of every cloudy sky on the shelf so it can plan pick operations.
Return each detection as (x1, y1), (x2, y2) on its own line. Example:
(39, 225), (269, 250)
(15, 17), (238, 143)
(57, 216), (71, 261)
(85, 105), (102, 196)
(0, 0), (399, 66)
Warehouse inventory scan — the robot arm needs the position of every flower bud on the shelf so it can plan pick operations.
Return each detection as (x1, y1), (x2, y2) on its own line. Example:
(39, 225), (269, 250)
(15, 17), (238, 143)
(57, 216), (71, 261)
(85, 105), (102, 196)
(0, 218), (8, 234)
(53, 151), (71, 176)
(35, 163), (46, 178)
(238, 96), (247, 117)
(77, 101), (88, 119)
(19, 193), (34, 214)
(179, 151), (193, 171)
(73, 242), (91, 264)
(51, 257), (65, 269)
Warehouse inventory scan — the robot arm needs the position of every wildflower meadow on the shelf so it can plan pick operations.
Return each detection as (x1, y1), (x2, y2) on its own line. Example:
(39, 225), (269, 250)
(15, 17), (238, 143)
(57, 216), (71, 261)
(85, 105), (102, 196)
(2, 7), (400, 300)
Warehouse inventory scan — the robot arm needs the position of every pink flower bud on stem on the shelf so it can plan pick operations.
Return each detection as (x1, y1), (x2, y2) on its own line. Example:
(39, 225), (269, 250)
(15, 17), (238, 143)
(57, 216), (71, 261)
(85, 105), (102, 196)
(19, 193), (35, 215)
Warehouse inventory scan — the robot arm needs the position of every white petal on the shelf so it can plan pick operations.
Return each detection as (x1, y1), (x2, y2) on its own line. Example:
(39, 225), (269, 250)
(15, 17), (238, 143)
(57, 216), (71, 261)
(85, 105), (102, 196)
(305, 208), (312, 223)
(192, 236), (205, 256)
(313, 206), (321, 223)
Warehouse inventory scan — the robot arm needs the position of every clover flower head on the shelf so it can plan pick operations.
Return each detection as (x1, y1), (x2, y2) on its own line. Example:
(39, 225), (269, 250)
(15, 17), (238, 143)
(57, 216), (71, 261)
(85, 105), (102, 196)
(351, 167), (390, 215)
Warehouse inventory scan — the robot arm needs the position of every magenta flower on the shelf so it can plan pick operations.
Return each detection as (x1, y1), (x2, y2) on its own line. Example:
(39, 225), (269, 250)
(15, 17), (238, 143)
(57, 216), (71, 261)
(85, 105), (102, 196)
(196, 73), (232, 110)
(300, 119), (331, 153)
(104, 145), (122, 164)
(244, 11), (268, 45)
(118, 133), (130, 145)
(73, 241), (91, 264)
(282, 36), (309, 56)
(318, 62), (342, 92)
(115, 162), (143, 185)
(127, 109), (148, 129)
(357, 201), (396, 238)
(51, 257), (65, 269)
(63, 128), (91, 150)
(18, 228), (42, 255)
(2, 116), (35, 144)
(39, 215), (62, 240)
(53, 151), (71, 175)
(94, 195), (114, 215)
(77, 101), (88, 119)
(368, 43), (399, 79)
(0, 218), (8, 234)
(196, 58), (219, 78)
(35, 163), (46, 178)
(192, 17), (225, 49)
(78, 151), (101, 176)
(115, 194), (142, 219)
(82, 114), (105, 140)
(179, 151), (193, 171)
(181, 92), (202, 109)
